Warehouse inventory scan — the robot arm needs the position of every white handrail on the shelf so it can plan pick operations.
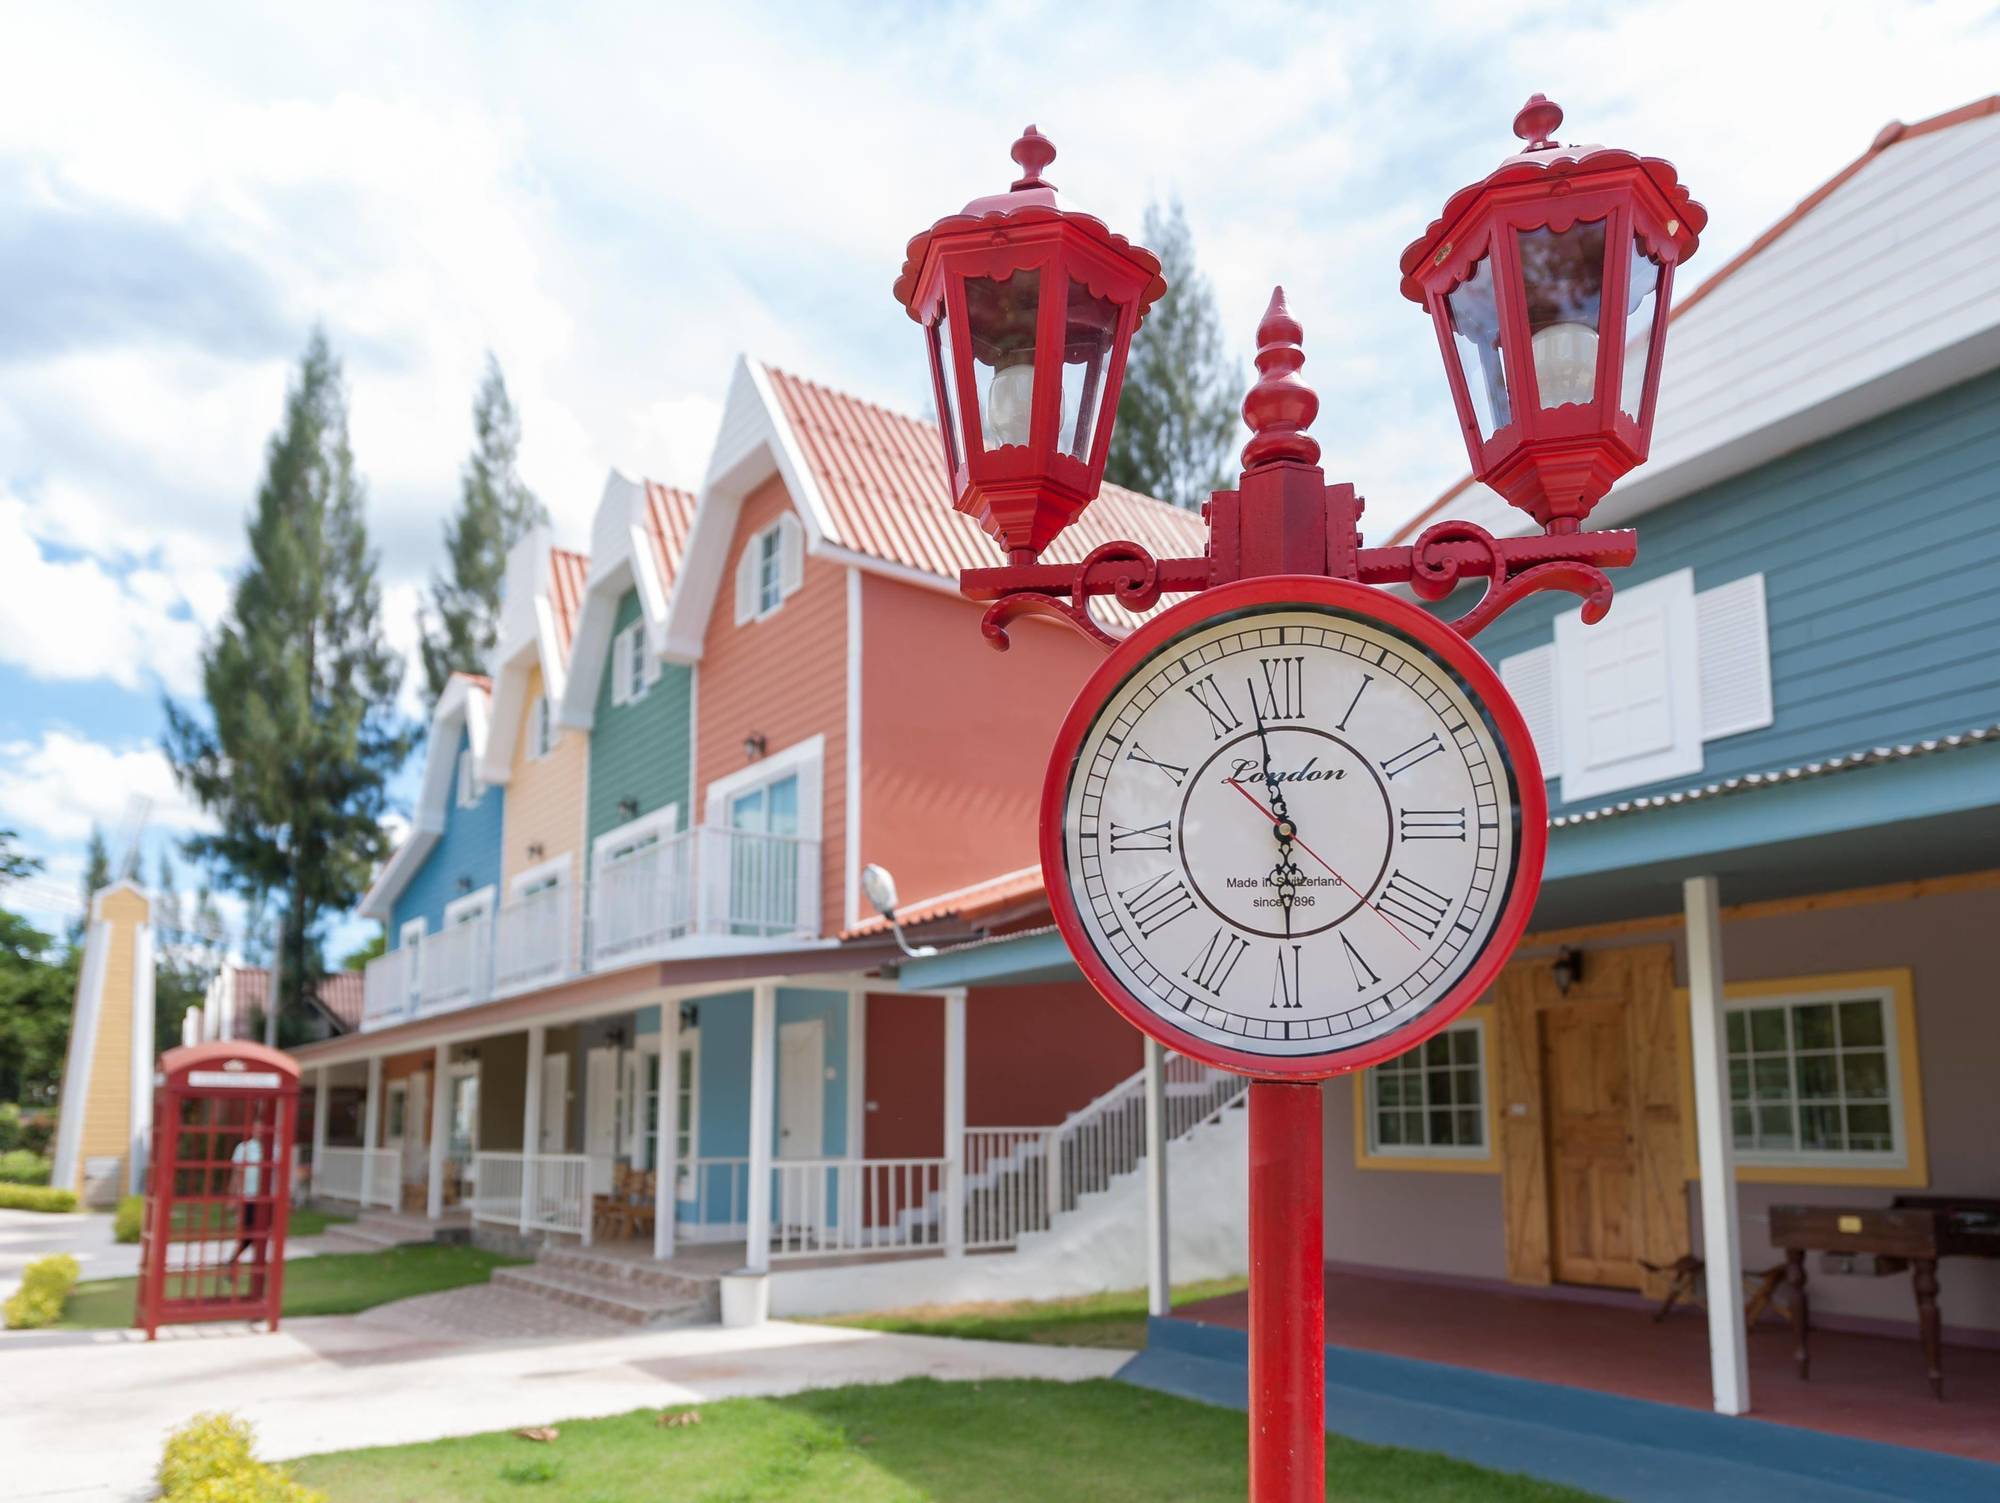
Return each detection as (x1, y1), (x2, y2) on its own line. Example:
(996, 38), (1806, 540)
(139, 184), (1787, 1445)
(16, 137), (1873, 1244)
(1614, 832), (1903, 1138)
(769, 1158), (948, 1260)
(470, 1151), (593, 1243)
(316, 1147), (399, 1210)
(493, 882), (570, 995)
(678, 1156), (750, 1239)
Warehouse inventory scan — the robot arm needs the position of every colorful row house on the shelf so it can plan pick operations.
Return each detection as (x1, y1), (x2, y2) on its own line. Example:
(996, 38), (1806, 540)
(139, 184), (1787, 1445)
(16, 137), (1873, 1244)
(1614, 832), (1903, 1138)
(290, 358), (1216, 1316)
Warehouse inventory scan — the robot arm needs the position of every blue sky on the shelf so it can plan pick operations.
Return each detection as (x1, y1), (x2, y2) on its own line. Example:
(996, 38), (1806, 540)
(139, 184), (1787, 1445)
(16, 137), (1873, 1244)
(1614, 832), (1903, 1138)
(2, 0), (1994, 952)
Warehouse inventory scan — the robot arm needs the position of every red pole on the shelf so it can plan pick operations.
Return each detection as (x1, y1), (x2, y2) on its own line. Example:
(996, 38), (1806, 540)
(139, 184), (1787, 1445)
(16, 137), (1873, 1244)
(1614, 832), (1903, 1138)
(1248, 1078), (1325, 1502)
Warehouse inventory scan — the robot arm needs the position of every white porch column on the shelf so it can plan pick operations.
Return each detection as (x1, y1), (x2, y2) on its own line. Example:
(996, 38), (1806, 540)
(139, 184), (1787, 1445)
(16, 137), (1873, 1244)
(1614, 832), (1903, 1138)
(1685, 874), (1750, 1416)
(655, 1004), (678, 1261)
(943, 989), (966, 1258)
(1143, 1038), (1171, 1317)
(845, 988), (867, 1247)
(745, 983), (777, 1272)
(360, 1056), (383, 1210)
(521, 1025), (545, 1235)
(426, 1043), (451, 1221)
(311, 1067), (330, 1199)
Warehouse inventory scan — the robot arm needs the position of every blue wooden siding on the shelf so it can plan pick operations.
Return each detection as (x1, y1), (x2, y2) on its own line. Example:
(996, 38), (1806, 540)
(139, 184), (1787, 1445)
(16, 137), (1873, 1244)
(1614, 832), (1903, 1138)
(585, 588), (694, 856)
(390, 727), (505, 939)
(1466, 367), (2000, 822)
(675, 987), (850, 1225)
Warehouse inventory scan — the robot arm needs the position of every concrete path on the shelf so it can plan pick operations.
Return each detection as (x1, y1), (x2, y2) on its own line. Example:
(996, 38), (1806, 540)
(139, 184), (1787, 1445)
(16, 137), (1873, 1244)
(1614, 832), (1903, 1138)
(0, 1298), (1126, 1502)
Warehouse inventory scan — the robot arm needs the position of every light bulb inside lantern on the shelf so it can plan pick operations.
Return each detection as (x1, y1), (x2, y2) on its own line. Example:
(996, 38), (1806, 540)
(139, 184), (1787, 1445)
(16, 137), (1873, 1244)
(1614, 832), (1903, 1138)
(1531, 322), (1597, 407)
(986, 361), (1035, 446)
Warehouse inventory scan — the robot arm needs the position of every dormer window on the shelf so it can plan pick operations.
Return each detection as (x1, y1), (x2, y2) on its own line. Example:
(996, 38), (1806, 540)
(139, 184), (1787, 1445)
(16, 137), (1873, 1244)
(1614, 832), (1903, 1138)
(610, 621), (655, 707)
(456, 747), (483, 809)
(734, 513), (804, 625)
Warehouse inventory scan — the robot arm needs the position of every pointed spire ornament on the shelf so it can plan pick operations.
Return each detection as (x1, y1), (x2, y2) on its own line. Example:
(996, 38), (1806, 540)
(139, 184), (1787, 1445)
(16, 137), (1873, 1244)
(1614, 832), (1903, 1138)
(1240, 287), (1320, 470)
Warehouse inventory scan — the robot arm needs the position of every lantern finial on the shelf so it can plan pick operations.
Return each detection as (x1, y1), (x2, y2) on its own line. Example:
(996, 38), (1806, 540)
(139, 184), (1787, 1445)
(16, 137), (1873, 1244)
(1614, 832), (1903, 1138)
(1011, 126), (1057, 191)
(1512, 94), (1564, 151)
(1241, 286), (1320, 470)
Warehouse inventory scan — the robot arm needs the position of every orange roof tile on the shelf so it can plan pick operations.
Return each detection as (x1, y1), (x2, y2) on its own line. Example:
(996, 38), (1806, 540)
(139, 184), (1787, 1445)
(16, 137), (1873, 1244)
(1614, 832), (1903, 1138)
(549, 547), (588, 656)
(643, 480), (699, 593)
(765, 368), (1207, 594)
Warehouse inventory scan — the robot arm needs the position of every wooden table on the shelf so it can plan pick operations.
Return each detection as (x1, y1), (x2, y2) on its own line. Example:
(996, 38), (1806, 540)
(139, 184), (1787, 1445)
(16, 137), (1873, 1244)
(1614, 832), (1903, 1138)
(1768, 1196), (2000, 1399)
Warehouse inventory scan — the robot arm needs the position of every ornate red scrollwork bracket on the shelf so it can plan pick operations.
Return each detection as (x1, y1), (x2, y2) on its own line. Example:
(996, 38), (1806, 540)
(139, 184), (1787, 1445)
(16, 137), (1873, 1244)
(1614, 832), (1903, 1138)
(957, 290), (1638, 652)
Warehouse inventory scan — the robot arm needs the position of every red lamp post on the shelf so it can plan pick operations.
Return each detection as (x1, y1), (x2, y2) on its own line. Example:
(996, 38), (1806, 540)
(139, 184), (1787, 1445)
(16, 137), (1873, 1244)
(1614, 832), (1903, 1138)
(1400, 94), (1706, 532)
(895, 102), (1701, 1503)
(894, 127), (1166, 564)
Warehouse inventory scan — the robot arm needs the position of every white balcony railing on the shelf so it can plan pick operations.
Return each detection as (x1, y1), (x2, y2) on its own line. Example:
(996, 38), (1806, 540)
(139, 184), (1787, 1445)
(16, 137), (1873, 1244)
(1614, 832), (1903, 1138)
(419, 914), (492, 1014)
(590, 825), (818, 969)
(360, 948), (412, 1030)
(493, 882), (570, 996)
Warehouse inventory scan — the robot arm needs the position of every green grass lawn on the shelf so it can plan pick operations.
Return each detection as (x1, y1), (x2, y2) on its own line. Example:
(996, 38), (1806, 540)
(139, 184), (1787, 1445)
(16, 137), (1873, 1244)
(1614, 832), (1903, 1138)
(284, 1206), (353, 1239)
(58, 1243), (523, 1329)
(291, 1378), (1607, 1502)
(145, 1203), (352, 1238)
(812, 1276), (1248, 1349)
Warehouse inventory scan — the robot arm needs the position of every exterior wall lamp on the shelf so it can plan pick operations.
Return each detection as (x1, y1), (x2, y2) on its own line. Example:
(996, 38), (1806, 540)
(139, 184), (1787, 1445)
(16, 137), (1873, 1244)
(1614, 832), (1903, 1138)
(743, 733), (768, 761)
(1552, 946), (1585, 996)
(618, 797), (639, 820)
(526, 842), (545, 863)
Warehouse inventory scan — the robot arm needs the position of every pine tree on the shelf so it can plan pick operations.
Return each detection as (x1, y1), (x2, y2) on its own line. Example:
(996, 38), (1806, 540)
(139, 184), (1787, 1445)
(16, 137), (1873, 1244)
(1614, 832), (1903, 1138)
(418, 355), (549, 705)
(152, 851), (221, 1052)
(71, 826), (111, 944)
(164, 328), (413, 1047)
(1102, 200), (1243, 510)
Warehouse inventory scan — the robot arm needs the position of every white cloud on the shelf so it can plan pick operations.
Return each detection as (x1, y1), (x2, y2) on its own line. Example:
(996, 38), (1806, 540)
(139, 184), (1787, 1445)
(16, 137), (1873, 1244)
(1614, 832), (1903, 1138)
(0, 729), (210, 846)
(0, 492), (211, 697)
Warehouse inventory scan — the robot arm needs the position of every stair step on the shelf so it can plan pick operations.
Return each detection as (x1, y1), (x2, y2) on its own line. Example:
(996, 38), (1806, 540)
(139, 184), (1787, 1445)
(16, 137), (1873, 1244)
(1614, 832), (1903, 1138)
(534, 1247), (719, 1302)
(492, 1264), (711, 1326)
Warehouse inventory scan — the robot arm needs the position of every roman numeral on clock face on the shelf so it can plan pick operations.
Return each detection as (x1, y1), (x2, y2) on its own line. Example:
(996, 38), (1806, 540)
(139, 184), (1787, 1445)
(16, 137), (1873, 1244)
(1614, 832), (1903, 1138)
(1380, 733), (1445, 780)
(1254, 656), (1305, 721)
(1336, 673), (1372, 732)
(1269, 943), (1302, 1010)
(1118, 871), (1198, 939)
(1399, 808), (1467, 841)
(1125, 742), (1188, 787)
(1339, 933), (1380, 991)
(1107, 820), (1172, 854)
(1182, 926), (1249, 995)
(1374, 869), (1453, 940)
(1183, 674), (1242, 738)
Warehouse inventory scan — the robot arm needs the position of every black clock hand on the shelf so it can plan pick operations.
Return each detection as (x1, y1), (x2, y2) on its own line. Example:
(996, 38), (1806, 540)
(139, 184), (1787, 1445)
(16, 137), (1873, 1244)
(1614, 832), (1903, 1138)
(1249, 685), (1299, 935)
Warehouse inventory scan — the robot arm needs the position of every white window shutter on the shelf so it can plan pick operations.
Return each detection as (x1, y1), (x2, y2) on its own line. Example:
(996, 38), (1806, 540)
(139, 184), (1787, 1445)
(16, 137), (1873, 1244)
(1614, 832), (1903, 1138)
(642, 628), (663, 687)
(734, 541), (757, 625)
(1554, 568), (1703, 803)
(778, 513), (804, 598)
(1696, 573), (1773, 740)
(610, 627), (633, 706)
(1498, 645), (1560, 778)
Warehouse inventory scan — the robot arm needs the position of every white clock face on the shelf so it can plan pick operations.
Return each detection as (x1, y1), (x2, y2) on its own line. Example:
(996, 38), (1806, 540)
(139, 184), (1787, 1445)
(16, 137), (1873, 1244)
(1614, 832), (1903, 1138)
(1060, 605), (1522, 1060)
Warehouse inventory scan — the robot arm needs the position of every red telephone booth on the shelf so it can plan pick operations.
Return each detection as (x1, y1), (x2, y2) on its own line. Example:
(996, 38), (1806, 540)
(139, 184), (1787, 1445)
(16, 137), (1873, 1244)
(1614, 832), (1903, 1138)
(137, 1041), (300, 1339)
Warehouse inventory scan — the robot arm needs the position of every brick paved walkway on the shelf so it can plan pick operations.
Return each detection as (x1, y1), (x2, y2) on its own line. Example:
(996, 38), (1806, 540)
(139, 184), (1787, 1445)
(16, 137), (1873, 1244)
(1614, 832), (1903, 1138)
(354, 1282), (630, 1342)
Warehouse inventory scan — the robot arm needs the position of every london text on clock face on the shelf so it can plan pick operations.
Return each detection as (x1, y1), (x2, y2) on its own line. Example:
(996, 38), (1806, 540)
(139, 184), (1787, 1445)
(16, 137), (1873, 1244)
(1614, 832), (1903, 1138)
(1060, 605), (1523, 1059)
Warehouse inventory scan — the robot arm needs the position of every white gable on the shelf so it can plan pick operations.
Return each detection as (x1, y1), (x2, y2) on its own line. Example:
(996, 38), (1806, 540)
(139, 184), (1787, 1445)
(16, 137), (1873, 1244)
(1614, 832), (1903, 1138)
(359, 675), (490, 921)
(480, 529), (577, 783)
(557, 471), (665, 729)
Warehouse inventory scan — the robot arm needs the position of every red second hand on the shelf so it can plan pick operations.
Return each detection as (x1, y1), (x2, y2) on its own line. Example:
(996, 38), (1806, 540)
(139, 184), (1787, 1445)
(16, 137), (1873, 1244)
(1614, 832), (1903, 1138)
(1224, 779), (1421, 954)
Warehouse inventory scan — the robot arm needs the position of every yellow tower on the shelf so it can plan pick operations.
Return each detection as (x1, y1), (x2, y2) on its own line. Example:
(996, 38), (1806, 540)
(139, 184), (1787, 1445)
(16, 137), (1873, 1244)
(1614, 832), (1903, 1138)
(48, 881), (156, 1206)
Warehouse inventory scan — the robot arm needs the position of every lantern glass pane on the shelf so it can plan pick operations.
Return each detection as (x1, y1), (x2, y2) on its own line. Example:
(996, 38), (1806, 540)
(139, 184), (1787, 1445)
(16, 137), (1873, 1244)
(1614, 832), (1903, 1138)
(1517, 219), (1608, 408)
(930, 313), (962, 475)
(1059, 278), (1120, 461)
(1620, 241), (1663, 422)
(964, 268), (1042, 450)
(1447, 255), (1510, 438)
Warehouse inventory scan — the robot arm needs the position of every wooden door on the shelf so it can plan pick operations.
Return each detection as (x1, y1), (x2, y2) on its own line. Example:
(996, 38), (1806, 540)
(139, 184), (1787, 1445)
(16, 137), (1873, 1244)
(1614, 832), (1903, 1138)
(1542, 999), (1642, 1289)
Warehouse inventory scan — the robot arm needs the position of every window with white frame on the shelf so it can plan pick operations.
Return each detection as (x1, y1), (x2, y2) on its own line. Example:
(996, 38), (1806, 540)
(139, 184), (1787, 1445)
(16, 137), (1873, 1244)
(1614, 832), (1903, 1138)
(529, 694), (557, 759)
(1499, 569), (1772, 803)
(1726, 985), (1903, 1166)
(455, 747), (483, 809)
(398, 918), (425, 1007)
(733, 513), (803, 625)
(675, 1029), (699, 1193)
(609, 620), (654, 707)
(1365, 1019), (1487, 1156)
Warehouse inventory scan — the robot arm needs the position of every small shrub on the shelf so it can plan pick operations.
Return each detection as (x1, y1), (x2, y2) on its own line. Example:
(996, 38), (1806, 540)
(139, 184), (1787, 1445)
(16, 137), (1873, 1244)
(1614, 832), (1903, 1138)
(4, 1251), (80, 1328)
(0, 1148), (52, 1184)
(0, 1101), (20, 1151)
(0, 1183), (78, 1213)
(114, 1193), (145, 1243)
(157, 1413), (324, 1503)
(19, 1110), (54, 1156)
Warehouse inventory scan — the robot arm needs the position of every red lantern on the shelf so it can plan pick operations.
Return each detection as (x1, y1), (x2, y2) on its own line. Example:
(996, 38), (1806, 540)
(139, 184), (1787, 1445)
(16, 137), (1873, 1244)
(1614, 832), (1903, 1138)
(894, 127), (1166, 563)
(1401, 95), (1706, 532)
